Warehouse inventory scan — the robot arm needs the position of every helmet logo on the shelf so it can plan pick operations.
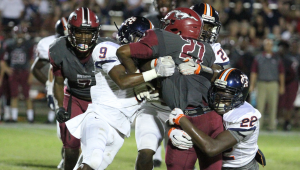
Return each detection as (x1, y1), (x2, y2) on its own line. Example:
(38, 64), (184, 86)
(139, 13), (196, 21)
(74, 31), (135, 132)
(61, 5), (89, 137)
(167, 10), (198, 21)
(123, 17), (137, 26)
(240, 75), (249, 87)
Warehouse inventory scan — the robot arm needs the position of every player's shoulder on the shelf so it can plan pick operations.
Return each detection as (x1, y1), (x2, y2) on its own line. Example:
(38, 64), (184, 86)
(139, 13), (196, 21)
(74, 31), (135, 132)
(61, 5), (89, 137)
(49, 36), (68, 62)
(223, 102), (261, 124)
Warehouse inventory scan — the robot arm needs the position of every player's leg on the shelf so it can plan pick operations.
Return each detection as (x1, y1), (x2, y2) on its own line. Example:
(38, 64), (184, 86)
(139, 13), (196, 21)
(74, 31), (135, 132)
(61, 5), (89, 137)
(256, 81), (267, 129)
(61, 95), (80, 170)
(135, 106), (165, 170)
(9, 72), (19, 122)
(153, 145), (162, 167)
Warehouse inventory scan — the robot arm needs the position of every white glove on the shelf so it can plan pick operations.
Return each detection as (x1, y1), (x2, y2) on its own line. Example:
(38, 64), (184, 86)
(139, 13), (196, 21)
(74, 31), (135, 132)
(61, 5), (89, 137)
(133, 82), (159, 102)
(46, 80), (56, 110)
(168, 128), (193, 150)
(154, 56), (175, 77)
(169, 108), (185, 125)
(178, 59), (201, 75)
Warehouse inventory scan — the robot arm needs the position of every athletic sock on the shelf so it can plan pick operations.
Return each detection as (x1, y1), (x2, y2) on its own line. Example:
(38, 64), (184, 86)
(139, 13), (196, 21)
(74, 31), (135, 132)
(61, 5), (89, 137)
(11, 108), (18, 121)
(27, 109), (34, 121)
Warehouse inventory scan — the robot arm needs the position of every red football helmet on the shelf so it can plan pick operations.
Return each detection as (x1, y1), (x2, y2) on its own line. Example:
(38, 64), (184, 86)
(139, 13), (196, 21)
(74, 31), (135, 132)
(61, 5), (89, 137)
(67, 7), (100, 52)
(161, 7), (203, 40)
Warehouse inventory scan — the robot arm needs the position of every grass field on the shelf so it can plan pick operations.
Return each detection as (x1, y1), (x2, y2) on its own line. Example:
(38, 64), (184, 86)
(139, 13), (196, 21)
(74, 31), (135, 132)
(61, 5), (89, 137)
(0, 122), (300, 170)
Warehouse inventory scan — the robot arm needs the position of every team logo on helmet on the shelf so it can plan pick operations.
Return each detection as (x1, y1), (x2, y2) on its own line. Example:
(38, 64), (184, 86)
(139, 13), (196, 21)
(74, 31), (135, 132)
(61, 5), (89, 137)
(166, 10), (198, 21)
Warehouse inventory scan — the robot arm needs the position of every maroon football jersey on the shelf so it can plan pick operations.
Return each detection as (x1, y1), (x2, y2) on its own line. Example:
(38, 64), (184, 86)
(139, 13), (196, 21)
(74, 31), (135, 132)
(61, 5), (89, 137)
(129, 29), (215, 110)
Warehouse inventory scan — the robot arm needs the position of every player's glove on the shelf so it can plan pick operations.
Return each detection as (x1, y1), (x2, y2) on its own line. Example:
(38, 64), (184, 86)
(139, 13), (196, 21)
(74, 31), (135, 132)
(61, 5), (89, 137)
(133, 82), (159, 102)
(178, 59), (201, 75)
(178, 59), (213, 75)
(56, 107), (70, 123)
(154, 56), (175, 77)
(168, 128), (193, 150)
(169, 108), (185, 125)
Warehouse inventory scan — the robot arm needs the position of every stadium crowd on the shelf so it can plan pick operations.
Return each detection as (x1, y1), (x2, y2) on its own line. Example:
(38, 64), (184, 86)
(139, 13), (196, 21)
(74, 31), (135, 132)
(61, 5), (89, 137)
(1, 0), (299, 170)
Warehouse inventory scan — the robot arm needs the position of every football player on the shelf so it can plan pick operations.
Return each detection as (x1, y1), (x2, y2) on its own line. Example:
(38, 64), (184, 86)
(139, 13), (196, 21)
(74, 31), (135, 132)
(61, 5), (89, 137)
(49, 7), (101, 170)
(32, 17), (68, 123)
(65, 16), (175, 170)
(190, 3), (229, 67)
(116, 7), (224, 170)
(169, 68), (266, 170)
(2, 25), (35, 123)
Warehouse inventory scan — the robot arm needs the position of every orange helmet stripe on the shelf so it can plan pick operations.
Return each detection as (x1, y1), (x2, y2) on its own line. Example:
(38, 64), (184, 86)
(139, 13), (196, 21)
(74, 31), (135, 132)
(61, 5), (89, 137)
(204, 3), (207, 15)
(210, 5), (213, 16)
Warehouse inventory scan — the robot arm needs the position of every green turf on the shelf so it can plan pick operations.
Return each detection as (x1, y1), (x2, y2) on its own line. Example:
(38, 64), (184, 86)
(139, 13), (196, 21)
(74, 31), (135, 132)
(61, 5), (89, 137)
(0, 123), (299, 170)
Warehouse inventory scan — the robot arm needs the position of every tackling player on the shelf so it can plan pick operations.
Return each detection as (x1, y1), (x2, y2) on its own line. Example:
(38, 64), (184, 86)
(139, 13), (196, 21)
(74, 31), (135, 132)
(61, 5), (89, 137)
(116, 7), (224, 170)
(65, 16), (175, 170)
(169, 68), (266, 170)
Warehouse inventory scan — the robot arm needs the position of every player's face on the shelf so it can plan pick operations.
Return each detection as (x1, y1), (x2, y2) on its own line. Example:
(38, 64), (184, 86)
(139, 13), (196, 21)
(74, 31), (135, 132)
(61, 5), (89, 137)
(74, 30), (93, 45)
(213, 90), (233, 115)
(200, 22), (214, 42)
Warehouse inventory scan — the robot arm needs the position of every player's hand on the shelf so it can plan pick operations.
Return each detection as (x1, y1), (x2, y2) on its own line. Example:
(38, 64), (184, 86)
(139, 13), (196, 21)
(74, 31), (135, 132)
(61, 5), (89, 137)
(169, 108), (185, 125)
(134, 82), (155, 101)
(178, 59), (201, 75)
(56, 107), (70, 123)
(168, 128), (193, 150)
(154, 56), (175, 77)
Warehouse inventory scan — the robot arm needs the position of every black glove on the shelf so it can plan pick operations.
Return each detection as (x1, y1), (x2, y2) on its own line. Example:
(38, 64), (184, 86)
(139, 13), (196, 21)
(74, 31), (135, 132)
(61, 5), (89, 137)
(56, 107), (70, 123)
(47, 95), (55, 111)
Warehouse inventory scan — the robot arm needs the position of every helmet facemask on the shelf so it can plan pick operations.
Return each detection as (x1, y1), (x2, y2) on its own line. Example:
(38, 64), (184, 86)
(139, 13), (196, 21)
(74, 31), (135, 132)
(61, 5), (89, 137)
(68, 26), (99, 52)
(200, 21), (220, 43)
(208, 79), (245, 114)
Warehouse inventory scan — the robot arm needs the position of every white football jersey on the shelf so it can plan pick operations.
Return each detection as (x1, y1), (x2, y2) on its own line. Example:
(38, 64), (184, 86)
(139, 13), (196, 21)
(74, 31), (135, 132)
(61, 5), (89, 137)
(222, 102), (261, 168)
(211, 43), (229, 66)
(89, 41), (140, 136)
(36, 35), (56, 60)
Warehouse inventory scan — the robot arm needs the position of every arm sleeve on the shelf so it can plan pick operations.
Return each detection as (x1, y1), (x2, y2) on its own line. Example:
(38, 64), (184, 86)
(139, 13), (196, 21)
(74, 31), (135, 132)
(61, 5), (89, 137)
(129, 29), (158, 59)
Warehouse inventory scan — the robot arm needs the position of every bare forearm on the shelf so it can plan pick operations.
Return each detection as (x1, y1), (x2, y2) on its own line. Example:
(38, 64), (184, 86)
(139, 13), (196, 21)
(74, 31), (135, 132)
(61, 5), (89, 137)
(279, 73), (285, 88)
(116, 45), (138, 73)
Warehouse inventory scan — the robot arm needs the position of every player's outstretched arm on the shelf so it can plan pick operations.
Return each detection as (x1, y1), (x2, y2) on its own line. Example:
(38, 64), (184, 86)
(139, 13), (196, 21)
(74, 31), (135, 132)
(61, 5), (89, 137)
(53, 75), (64, 108)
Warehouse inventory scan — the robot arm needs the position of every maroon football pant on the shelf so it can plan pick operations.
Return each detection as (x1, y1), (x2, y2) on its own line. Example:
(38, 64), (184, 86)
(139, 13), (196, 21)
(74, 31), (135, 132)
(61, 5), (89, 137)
(166, 111), (224, 170)
(9, 70), (30, 98)
(59, 91), (91, 149)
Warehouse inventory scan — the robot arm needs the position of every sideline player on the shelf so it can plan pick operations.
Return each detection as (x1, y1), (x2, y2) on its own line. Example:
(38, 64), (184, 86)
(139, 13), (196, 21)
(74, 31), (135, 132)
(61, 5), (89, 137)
(117, 8), (224, 170)
(65, 16), (175, 170)
(169, 68), (266, 169)
(49, 7), (101, 170)
(31, 17), (68, 123)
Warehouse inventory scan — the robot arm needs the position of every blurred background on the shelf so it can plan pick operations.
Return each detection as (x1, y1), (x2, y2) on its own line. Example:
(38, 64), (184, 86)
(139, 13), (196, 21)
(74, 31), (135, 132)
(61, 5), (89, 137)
(1, 0), (300, 132)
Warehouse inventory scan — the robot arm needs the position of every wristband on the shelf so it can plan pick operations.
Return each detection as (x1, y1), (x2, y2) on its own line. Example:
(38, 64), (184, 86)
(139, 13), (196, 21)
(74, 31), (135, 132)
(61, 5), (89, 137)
(175, 114), (185, 125)
(168, 127), (176, 137)
(195, 64), (201, 74)
(142, 69), (158, 82)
